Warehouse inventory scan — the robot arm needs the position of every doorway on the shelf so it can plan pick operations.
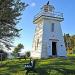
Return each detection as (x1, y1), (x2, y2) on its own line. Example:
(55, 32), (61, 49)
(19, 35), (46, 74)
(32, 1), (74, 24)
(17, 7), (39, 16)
(52, 42), (57, 56)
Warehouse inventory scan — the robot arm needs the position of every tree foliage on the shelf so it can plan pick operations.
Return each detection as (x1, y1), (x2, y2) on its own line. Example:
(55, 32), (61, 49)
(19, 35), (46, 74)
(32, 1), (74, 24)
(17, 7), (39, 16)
(26, 51), (30, 58)
(64, 34), (75, 49)
(0, 0), (28, 49)
(14, 43), (24, 53)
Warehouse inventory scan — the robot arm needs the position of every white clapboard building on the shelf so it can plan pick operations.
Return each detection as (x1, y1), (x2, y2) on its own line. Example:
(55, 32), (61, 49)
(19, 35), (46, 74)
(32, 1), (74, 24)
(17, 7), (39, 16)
(31, 2), (66, 58)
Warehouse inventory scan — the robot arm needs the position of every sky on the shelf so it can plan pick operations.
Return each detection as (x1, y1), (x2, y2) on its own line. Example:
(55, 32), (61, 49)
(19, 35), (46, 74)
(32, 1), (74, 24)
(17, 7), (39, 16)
(14, 0), (75, 52)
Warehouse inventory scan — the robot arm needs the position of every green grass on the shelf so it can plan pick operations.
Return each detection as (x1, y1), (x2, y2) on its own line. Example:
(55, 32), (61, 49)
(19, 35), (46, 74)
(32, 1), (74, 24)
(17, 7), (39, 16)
(0, 56), (75, 75)
(67, 54), (75, 56)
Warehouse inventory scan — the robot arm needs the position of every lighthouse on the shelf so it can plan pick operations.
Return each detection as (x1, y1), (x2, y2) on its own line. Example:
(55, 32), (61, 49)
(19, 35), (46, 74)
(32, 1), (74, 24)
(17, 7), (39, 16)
(31, 2), (66, 58)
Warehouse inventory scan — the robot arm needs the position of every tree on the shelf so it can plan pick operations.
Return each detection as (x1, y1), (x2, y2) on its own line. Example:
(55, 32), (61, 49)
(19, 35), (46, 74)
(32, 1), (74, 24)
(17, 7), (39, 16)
(0, 0), (28, 49)
(13, 43), (24, 54)
(64, 34), (75, 54)
(26, 51), (30, 58)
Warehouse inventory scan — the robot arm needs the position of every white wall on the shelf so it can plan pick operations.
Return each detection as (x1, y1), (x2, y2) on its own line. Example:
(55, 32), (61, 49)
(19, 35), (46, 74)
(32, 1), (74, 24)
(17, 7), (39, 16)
(31, 13), (66, 58)
(41, 18), (66, 57)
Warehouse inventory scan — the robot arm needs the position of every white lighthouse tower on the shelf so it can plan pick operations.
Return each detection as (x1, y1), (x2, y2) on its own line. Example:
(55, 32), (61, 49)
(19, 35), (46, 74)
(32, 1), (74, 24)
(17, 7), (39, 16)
(31, 2), (66, 58)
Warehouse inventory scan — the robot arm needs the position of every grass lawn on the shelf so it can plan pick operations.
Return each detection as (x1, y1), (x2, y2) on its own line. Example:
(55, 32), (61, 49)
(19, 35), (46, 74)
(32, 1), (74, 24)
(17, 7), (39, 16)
(0, 56), (75, 75)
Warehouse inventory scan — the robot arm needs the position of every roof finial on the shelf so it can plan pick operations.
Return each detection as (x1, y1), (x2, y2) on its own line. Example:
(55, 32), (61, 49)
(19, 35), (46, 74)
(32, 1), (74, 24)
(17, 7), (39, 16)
(47, 1), (49, 5)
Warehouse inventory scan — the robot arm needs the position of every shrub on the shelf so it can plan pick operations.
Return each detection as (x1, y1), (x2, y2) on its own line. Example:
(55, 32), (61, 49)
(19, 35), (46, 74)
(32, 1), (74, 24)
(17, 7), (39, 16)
(26, 51), (30, 58)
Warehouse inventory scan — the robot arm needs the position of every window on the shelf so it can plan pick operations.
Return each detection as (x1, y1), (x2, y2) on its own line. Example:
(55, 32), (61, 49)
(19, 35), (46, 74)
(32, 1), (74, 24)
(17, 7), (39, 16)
(44, 5), (49, 12)
(37, 39), (39, 48)
(51, 23), (54, 32)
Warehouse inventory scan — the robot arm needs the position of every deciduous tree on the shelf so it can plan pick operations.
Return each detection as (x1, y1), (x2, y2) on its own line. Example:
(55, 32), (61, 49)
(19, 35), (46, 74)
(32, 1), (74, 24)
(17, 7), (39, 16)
(14, 43), (24, 53)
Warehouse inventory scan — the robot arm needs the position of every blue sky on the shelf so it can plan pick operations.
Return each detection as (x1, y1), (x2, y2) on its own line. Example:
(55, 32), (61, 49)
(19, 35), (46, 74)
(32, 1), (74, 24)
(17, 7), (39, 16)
(14, 0), (75, 51)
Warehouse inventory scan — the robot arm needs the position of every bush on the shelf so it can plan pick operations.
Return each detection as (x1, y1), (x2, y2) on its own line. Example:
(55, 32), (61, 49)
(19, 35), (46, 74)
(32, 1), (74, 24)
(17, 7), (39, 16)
(26, 51), (30, 58)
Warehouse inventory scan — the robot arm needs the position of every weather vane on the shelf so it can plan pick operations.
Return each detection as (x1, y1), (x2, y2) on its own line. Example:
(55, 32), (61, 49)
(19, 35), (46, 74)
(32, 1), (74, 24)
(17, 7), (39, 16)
(47, 1), (49, 5)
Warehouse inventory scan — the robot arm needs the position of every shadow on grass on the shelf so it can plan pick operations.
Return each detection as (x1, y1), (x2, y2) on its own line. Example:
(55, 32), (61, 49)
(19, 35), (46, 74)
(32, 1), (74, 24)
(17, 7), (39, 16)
(36, 64), (75, 75)
(1, 58), (75, 75)
(0, 62), (25, 75)
(24, 58), (75, 75)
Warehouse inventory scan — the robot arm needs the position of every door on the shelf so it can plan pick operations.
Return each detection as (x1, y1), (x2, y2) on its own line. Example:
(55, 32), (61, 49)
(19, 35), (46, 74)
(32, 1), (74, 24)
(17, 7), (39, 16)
(52, 42), (57, 56)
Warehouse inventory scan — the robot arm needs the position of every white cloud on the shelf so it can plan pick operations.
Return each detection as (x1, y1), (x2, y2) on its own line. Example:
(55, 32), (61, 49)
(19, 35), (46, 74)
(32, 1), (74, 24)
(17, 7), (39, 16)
(31, 2), (36, 7)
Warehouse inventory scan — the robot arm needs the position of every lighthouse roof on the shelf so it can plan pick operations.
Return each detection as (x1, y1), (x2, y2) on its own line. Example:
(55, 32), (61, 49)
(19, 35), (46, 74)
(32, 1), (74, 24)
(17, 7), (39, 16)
(33, 1), (64, 23)
(41, 1), (55, 12)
